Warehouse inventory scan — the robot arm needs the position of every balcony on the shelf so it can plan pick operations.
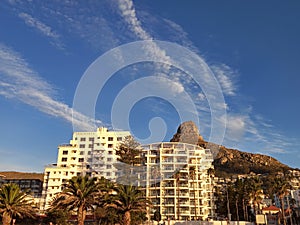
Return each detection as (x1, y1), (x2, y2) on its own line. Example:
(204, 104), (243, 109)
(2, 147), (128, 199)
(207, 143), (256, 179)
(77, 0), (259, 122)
(179, 200), (189, 205)
(163, 200), (175, 205)
(163, 183), (175, 188)
(162, 166), (174, 171)
(162, 150), (174, 155)
(179, 210), (190, 215)
(164, 192), (175, 196)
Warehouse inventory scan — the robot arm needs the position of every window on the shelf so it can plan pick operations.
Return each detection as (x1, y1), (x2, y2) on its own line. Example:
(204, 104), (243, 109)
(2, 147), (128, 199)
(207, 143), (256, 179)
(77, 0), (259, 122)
(61, 164), (66, 167)
(108, 144), (113, 148)
(61, 157), (67, 162)
(108, 150), (113, 155)
(88, 144), (93, 148)
(108, 137), (114, 141)
(80, 137), (86, 141)
(88, 151), (91, 155)
(62, 150), (68, 155)
(78, 158), (84, 162)
(71, 157), (76, 160)
(107, 158), (112, 162)
(107, 165), (112, 169)
(79, 144), (85, 148)
(80, 151), (84, 155)
(106, 172), (111, 176)
(117, 137), (122, 141)
(89, 137), (94, 141)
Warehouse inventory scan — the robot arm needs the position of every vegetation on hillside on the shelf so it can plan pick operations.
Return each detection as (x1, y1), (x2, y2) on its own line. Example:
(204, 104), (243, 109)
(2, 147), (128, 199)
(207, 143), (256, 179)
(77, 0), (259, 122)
(213, 146), (291, 177)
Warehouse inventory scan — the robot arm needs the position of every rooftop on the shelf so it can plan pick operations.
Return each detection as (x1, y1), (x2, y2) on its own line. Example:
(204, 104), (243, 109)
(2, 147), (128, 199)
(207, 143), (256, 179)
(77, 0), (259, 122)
(0, 171), (44, 182)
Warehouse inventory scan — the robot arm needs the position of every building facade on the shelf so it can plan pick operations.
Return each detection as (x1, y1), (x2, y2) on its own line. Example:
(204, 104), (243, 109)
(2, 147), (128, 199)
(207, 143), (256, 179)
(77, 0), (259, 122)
(142, 142), (214, 221)
(41, 127), (130, 210)
(0, 172), (43, 198)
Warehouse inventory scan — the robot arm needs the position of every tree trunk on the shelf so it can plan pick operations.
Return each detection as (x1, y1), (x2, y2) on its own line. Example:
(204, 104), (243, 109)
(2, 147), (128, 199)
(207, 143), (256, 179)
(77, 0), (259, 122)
(281, 197), (287, 225)
(78, 205), (87, 225)
(123, 211), (131, 225)
(2, 212), (12, 225)
(235, 199), (239, 222)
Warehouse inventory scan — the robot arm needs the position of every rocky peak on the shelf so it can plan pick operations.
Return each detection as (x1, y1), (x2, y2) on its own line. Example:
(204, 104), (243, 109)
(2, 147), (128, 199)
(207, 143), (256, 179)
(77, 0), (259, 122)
(170, 121), (204, 145)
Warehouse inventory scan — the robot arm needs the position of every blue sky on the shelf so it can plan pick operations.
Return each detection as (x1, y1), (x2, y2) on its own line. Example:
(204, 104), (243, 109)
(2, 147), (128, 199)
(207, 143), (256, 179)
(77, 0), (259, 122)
(0, 0), (299, 172)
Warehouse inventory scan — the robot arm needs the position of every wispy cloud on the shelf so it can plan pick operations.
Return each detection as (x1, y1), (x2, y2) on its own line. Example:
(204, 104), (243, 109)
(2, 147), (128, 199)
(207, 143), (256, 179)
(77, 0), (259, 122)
(116, 0), (172, 69)
(211, 64), (237, 96)
(18, 12), (64, 49)
(221, 111), (293, 156)
(0, 43), (100, 131)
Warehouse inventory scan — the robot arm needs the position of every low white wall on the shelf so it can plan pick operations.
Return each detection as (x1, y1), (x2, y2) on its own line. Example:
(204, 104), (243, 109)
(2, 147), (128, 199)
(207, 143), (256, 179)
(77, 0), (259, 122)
(171, 221), (254, 225)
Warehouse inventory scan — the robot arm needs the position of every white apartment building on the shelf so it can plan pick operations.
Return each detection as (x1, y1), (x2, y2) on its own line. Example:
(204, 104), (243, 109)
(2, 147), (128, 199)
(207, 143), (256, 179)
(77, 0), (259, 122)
(291, 189), (300, 207)
(41, 127), (130, 210)
(141, 142), (214, 221)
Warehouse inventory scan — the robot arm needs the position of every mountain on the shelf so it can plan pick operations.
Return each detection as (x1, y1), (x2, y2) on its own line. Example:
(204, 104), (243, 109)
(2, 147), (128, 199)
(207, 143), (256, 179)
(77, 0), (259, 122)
(170, 121), (291, 177)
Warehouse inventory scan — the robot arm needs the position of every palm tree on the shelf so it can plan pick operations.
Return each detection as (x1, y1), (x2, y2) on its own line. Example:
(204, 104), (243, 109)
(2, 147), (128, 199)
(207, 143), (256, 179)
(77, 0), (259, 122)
(0, 183), (35, 225)
(51, 175), (100, 225)
(95, 177), (118, 225)
(108, 184), (150, 225)
(247, 177), (263, 215)
(238, 178), (251, 221)
(273, 177), (292, 225)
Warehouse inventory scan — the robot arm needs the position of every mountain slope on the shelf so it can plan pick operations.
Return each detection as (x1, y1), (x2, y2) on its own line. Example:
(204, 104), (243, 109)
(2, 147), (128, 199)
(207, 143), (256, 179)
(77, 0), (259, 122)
(170, 121), (291, 176)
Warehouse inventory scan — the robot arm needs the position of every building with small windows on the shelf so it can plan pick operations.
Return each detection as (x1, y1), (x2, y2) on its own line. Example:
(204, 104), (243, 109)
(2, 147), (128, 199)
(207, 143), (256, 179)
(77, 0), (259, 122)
(0, 171), (43, 198)
(141, 142), (215, 221)
(41, 127), (130, 210)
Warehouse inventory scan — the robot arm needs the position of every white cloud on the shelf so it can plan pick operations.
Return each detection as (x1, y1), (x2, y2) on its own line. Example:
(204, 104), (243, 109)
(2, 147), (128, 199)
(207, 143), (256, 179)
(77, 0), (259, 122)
(197, 92), (206, 101)
(18, 12), (64, 49)
(116, 0), (172, 71)
(0, 43), (101, 131)
(154, 76), (185, 95)
(220, 110), (293, 156)
(211, 64), (237, 96)
(117, 0), (151, 41)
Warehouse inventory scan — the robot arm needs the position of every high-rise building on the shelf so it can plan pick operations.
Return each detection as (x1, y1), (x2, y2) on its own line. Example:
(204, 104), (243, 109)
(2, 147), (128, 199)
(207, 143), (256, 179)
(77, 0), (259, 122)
(41, 127), (130, 210)
(41, 127), (215, 222)
(141, 142), (214, 221)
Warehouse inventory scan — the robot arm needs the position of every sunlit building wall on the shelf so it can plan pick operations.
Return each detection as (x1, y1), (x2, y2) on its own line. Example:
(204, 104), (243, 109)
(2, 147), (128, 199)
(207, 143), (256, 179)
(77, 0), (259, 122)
(41, 127), (130, 210)
(142, 142), (215, 221)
